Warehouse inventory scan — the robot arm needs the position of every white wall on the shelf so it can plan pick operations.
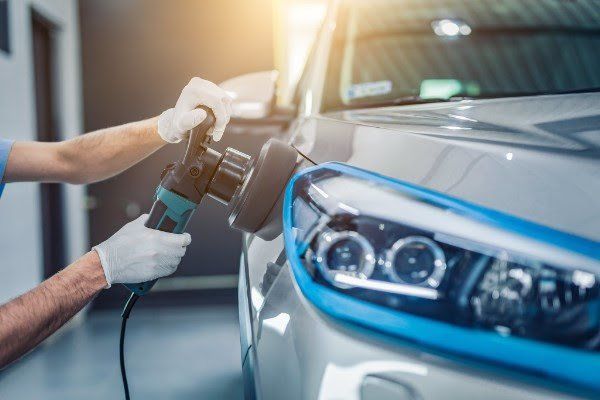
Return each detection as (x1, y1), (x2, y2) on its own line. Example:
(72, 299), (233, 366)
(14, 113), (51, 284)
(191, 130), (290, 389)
(0, 0), (86, 304)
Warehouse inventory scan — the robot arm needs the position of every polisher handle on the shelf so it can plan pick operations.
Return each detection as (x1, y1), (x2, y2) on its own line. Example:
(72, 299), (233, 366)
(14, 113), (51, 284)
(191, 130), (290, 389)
(124, 106), (217, 296)
(182, 105), (216, 167)
(123, 187), (198, 296)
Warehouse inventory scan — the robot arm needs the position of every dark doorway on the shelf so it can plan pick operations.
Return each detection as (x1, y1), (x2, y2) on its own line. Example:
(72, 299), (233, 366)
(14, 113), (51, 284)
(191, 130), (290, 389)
(31, 10), (66, 278)
(79, 0), (276, 308)
(0, 0), (10, 54)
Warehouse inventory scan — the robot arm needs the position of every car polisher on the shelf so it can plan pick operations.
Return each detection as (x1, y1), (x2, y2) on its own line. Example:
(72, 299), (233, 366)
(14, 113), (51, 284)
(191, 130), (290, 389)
(125, 106), (297, 295)
(119, 106), (297, 400)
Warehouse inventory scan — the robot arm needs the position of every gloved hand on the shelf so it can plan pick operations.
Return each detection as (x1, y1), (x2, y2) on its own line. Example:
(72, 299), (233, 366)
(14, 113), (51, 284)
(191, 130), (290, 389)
(158, 77), (233, 143)
(92, 214), (192, 287)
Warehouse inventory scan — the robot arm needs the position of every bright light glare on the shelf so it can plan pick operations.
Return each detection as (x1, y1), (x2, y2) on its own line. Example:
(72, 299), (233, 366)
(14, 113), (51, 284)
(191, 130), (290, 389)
(460, 24), (472, 35)
(449, 114), (477, 122)
(440, 125), (471, 130)
(263, 313), (291, 336)
(282, 3), (327, 104)
(441, 20), (459, 36)
(333, 274), (440, 300)
(573, 270), (596, 288)
(432, 19), (472, 37)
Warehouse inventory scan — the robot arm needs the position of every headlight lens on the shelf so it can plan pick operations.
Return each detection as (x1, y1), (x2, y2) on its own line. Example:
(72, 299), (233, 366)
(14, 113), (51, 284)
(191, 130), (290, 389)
(386, 236), (446, 287)
(315, 230), (376, 286)
(284, 163), (600, 391)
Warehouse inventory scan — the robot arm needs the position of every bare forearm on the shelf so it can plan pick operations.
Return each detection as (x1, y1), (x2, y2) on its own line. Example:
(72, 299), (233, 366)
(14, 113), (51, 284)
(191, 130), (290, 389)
(4, 117), (165, 184)
(0, 252), (107, 368)
(61, 117), (164, 183)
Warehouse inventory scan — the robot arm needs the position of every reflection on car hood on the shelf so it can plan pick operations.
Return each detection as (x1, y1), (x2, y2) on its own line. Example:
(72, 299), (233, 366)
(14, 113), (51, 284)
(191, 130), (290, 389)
(325, 92), (600, 154)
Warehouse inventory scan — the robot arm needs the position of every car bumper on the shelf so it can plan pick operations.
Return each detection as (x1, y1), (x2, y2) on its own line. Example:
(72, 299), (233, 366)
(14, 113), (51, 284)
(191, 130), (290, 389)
(247, 263), (588, 400)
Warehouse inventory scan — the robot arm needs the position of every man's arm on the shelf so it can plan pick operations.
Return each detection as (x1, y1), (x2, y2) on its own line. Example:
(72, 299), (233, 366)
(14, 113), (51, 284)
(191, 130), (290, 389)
(0, 214), (192, 369)
(4, 117), (163, 184)
(3, 77), (233, 185)
(0, 251), (106, 368)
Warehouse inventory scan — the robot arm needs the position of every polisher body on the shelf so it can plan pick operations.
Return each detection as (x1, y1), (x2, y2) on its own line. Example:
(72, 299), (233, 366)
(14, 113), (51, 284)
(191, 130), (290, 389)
(123, 108), (298, 296)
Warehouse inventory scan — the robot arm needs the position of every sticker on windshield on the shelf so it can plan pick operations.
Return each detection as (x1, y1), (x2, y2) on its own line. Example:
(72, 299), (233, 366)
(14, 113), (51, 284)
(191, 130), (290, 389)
(346, 80), (392, 100)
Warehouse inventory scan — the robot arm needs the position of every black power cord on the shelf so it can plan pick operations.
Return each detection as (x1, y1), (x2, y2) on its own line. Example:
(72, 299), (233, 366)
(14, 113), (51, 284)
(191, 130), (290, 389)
(120, 293), (140, 400)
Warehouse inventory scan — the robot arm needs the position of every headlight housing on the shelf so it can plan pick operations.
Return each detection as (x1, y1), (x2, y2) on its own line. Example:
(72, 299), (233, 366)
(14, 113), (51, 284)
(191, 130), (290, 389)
(283, 163), (600, 391)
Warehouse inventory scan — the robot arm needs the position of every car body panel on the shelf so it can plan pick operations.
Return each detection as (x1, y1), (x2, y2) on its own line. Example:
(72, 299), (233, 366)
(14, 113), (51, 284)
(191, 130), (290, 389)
(292, 93), (600, 243)
(240, 99), (600, 399)
(238, 0), (600, 398)
(251, 262), (586, 400)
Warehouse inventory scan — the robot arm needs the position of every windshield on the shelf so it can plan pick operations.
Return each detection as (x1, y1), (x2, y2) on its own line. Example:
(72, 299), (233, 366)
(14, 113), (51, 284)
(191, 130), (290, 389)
(322, 0), (600, 111)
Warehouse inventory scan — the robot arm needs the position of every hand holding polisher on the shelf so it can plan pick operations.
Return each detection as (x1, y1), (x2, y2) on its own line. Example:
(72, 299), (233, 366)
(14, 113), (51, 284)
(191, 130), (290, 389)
(124, 106), (298, 295)
(119, 106), (297, 400)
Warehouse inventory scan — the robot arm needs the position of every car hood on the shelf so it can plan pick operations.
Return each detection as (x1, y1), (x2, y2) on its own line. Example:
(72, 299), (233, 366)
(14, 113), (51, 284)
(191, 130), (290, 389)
(325, 92), (600, 153)
(292, 93), (600, 242)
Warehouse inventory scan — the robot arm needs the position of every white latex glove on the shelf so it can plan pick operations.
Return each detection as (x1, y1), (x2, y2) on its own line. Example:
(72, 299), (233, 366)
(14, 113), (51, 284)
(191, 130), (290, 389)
(158, 77), (233, 143)
(92, 214), (192, 287)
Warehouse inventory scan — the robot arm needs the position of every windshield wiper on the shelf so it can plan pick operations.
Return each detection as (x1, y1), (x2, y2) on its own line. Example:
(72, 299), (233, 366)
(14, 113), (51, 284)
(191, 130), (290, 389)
(342, 95), (472, 110)
(533, 87), (600, 96)
(334, 87), (600, 112)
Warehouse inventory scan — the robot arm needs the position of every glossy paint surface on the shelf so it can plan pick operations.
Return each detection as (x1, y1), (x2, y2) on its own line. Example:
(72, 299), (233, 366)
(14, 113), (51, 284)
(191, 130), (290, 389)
(293, 93), (600, 242)
(239, 1), (600, 398)
(281, 163), (600, 392)
(240, 94), (600, 396)
(250, 262), (586, 400)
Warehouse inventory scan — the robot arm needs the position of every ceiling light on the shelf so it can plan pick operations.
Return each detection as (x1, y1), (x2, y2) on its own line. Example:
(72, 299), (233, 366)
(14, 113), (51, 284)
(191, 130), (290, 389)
(432, 19), (472, 37)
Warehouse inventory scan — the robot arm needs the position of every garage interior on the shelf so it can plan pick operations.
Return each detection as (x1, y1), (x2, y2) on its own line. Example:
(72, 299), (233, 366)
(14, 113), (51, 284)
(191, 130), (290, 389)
(0, 0), (324, 398)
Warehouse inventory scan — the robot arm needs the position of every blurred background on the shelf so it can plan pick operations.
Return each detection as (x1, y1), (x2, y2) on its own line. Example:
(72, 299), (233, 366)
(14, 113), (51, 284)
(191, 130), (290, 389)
(0, 0), (324, 398)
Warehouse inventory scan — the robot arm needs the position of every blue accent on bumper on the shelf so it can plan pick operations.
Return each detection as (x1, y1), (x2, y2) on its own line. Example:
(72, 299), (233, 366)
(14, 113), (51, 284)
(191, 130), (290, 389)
(282, 162), (600, 392)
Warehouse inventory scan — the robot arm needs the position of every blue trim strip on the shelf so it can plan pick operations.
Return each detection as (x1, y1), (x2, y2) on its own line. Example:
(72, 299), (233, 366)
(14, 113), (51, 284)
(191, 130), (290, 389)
(282, 162), (600, 392)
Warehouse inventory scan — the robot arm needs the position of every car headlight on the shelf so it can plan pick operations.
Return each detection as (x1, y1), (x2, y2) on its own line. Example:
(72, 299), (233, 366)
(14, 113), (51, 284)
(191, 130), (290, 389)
(283, 163), (600, 392)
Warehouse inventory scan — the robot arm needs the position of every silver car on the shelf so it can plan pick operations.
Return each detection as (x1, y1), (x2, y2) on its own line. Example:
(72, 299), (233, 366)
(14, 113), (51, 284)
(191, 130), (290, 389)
(231, 0), (600, 398)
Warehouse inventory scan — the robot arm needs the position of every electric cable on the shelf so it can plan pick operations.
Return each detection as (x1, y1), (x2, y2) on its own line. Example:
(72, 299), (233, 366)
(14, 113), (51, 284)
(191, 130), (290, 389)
(120, 292), (140, 400)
